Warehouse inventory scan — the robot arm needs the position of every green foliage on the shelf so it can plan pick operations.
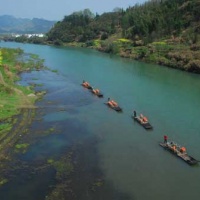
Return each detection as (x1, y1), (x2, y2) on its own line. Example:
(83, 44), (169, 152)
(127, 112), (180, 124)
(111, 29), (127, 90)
(0, 84), (13, 94)
(0, 123), (12, 133)
(47, 9), (95, 43)
(47, 9), (123, 43)
(101, 33), (108, 40)
(0, 48), (44, 120)
(0, 50), (2, 66)
(110, 42), (121, 54)
(133, 46), (149, 59)
(0, 103), (19, 120)
(121, 0), (200, 42)
(88, 39), (101, 48)
(117, 38), (132, 43)
(45, 0), (200, 47)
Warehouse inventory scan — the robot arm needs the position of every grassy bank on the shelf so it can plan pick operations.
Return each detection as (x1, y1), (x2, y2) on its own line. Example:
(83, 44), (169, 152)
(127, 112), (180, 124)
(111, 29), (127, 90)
(5, 33), (200, 74)
(0, 47), (45, 121)
(72, 36), (200, 74)
(0, 47), (46, 185)
(45, 32), (199, 74)
(0, 47), (45, 146)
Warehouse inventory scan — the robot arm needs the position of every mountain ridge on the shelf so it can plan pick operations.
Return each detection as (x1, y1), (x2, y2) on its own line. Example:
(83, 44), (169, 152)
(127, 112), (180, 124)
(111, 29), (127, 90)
(0, 15), (56, 34)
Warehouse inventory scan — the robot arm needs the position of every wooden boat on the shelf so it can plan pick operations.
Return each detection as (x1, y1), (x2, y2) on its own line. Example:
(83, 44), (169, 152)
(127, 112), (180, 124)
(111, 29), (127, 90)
(132, 115), (153, 129)
(159, 141), (198, 165)
(91, 89), (103, 98)
(105, 101), (122, 112)
(81, 82), (92, 89)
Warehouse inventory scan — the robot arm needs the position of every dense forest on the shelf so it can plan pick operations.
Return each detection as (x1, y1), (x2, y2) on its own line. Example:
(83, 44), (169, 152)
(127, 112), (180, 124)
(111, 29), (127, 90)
(7, 0), (200, 73)
(47, 0), (200, 44)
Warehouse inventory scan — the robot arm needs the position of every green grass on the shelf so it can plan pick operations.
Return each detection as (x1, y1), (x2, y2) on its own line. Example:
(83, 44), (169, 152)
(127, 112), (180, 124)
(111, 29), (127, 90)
(117, 38), (132, 43)
(0, 123), (12, 133)
(0, 47), (44, 120)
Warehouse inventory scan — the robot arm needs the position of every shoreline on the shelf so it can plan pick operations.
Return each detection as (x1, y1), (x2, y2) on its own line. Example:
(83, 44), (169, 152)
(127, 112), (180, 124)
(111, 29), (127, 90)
(61, 40), (200, 74)
(2, 39), (200, 74)
(0, 47), (46, 185)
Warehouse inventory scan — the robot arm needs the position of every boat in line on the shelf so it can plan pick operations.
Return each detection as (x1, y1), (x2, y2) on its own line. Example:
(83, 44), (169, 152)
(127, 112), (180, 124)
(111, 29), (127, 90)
(132, 111), (153, 129)
(81, 80), (93, 89)
(81, 81), (199, 165)
(91, 88), (103, 98)
(105, 98), (122, 112)
(82, 81), (104, 97)
(160, 138), (199, 165)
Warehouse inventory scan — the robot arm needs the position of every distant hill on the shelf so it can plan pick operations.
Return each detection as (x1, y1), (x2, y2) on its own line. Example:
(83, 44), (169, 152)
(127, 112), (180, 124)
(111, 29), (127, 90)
(0, 15), (56, 34)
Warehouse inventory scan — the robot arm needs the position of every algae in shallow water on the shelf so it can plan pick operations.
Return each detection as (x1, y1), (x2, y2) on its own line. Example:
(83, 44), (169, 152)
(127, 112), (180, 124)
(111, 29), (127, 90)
(0, 178), (8, 186)
(15, 143), (30, 153)
(15, 143), (30, 149)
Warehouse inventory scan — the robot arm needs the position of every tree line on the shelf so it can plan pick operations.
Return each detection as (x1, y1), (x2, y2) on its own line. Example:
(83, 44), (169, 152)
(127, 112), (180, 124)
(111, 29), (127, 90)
(46, 0), (200, 45)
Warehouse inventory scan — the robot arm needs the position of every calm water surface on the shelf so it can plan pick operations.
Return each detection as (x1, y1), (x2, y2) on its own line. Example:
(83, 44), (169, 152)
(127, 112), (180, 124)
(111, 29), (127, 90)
(0, 41), (200, 200)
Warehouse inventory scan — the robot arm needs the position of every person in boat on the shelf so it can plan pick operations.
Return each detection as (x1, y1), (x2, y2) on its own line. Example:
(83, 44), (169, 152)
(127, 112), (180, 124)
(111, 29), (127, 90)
(143, 116), (148, 123)
(82, 80), (89, 87)
(133, 110), (137, 118)
(107, 98), (113, 107)
(107, 98), (118, 107)
(93, 89), (100, 94)
(171, 144), (177, 152)
(164, 135), (168, 143)
(139, 114), (144, 123)
(139, 114), (148, 124)
(180, 147), (186, 154)
(111, 100), (118, 107)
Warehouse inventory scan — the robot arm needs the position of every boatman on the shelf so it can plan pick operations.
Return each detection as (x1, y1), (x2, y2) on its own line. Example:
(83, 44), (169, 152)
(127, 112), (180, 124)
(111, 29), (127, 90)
(164, 135), (168, 143)
(133, 110), (137, 118)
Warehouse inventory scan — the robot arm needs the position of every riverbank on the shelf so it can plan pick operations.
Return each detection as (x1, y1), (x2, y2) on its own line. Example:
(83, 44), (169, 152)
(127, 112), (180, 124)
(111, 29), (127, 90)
(59, 36), (200, 74)
(0, 47), (46, 185)
(3, 34), (200, 74)
(0, 48), (45, 120)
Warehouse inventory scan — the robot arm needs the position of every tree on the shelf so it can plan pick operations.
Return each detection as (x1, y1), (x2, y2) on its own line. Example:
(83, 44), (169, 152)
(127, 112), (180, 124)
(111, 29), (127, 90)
(83, 9), (95, 18)
(113, 7), (123, 13)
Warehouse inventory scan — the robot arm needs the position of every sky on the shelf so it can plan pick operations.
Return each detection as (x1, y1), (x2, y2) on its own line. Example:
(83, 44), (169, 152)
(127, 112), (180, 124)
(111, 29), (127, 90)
(0, 0), (147, 21)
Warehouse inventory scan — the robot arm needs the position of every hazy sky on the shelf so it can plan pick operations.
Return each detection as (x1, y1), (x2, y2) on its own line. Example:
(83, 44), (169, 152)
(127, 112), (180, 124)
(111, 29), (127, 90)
(0, 0), (147, 21)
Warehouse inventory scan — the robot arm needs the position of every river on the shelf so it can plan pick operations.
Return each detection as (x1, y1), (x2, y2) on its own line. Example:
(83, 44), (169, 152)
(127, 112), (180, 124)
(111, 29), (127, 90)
(0, 41), (200, 200)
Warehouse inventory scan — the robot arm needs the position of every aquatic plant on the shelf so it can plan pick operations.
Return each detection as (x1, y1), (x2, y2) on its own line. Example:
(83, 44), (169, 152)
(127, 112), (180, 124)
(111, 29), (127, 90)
(15, 143), (30, 154)
(47, 159), (54, 164)
(15, 143), (29, 149)
(0, 178), (8, 186)
(54, 159), (74, 180)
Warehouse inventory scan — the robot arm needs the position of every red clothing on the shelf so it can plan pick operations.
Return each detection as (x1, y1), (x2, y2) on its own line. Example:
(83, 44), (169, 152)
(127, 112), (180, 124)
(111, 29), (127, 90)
(164, 135), (168, 140)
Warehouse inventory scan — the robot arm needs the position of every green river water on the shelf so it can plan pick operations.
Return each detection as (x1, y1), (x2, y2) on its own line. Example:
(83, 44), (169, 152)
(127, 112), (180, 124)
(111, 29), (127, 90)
(0, 41), (200, 200)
